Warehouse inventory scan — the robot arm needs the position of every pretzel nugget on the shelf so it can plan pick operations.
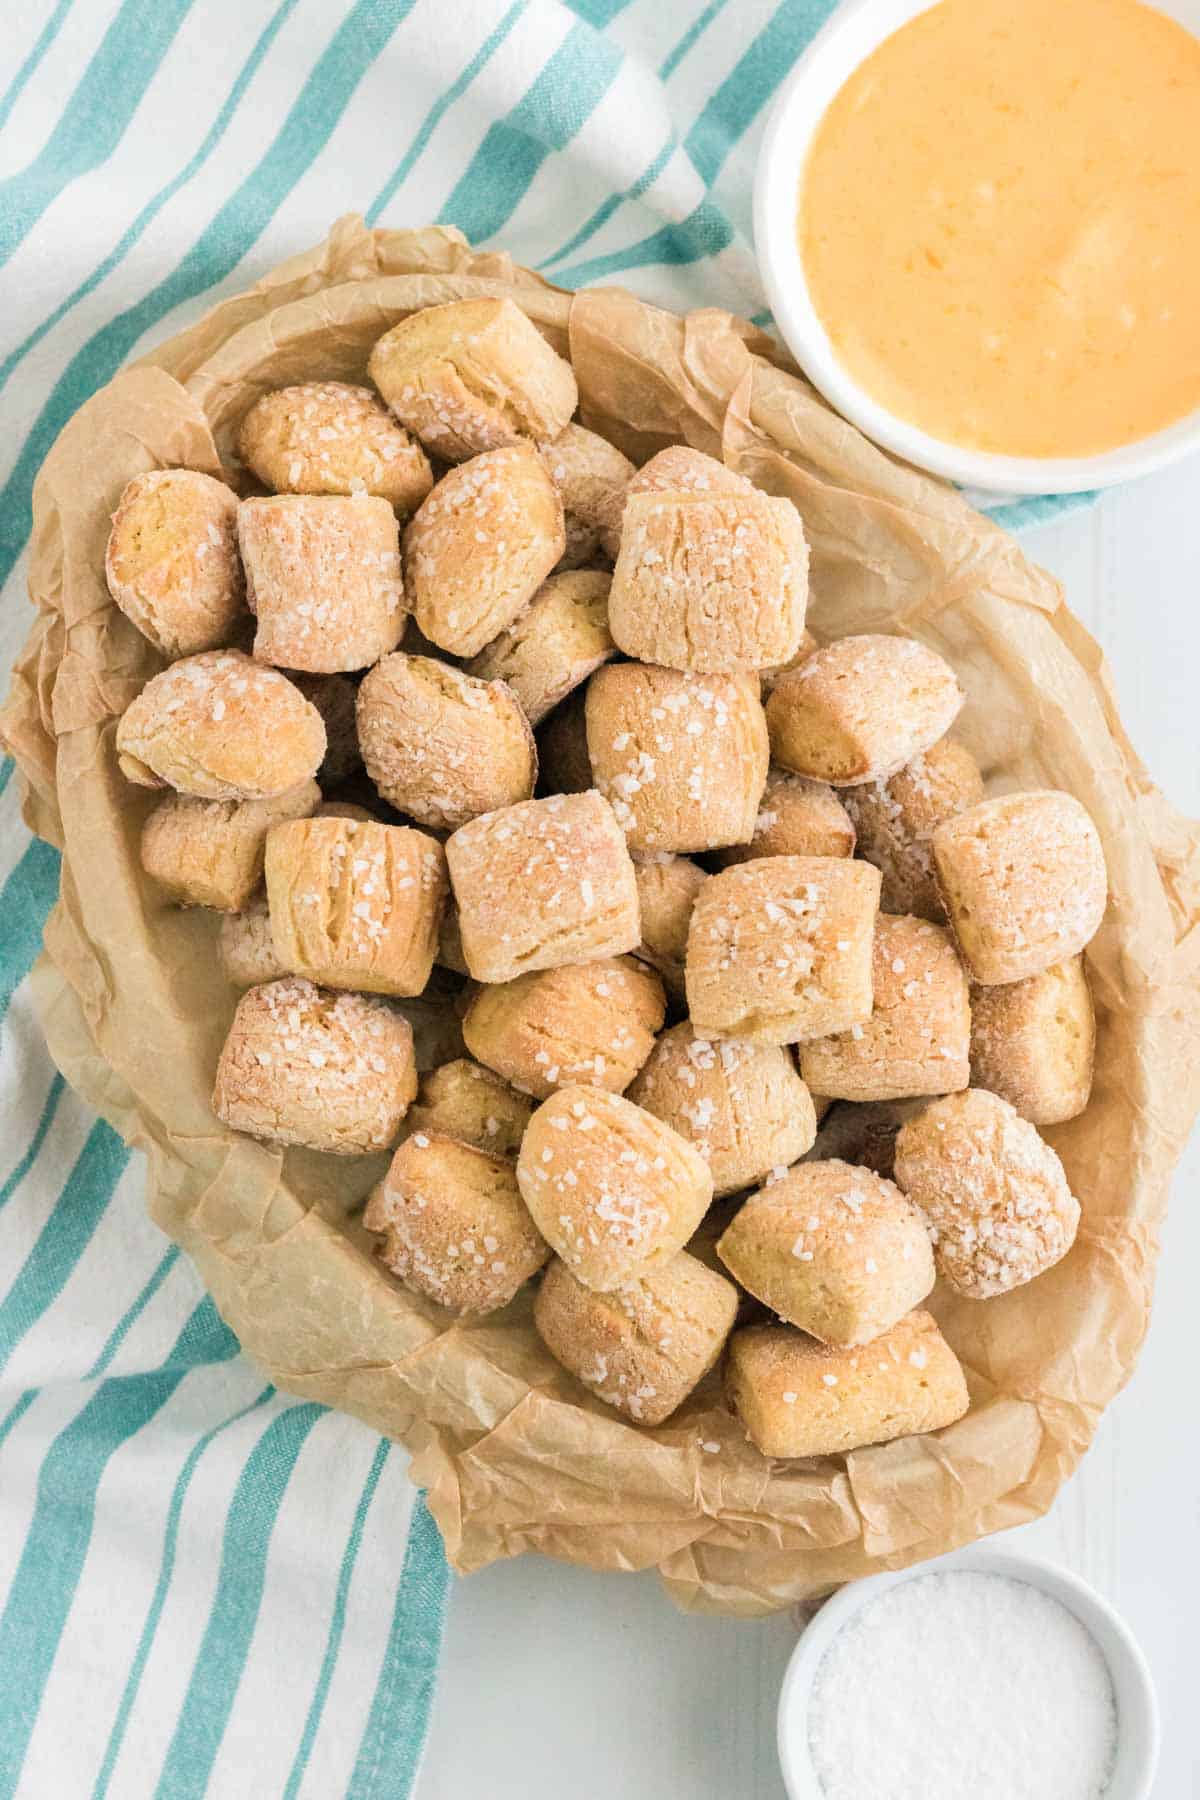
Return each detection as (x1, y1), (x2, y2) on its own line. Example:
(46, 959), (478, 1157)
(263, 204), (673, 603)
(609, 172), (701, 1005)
(534, 1251), (738, 1425)
(760, 628), (820, 697)
(403, 1058), (533, 1159)
(628, 1023), (817, 1196)
(537, 423), (636, 564)
(238, 494), (404, 672)
(630, 852), (707, 997)
(369, 296), (577, 461)
(716, 1160), (935, 1346)
(517, 1086), (713, 1291)
(446, 791), (639, 984)
(218, 894), (287, 988)
(116, 651), (325, 798)
(686, 855), (881, 1045)
(105, 468), (244, 658)
(364, 1130), (549, 1313)
(141, 778), (318, 913)
(403, 445), (565, 656)
(356, 653), (535, 830)
(610, 487), (808, 673)
(212, 978), (416, 1154)
(766, 635), (962, 786)
(727, 1310), (967, 1458)
(969, 955), (1096, 1125)
(463, 956), (666, 1099)
(798, 914), (971, 1102)
(467, 570), (614, 727)
(587, 664), (768, 853)
(238, 381), (432, 515)
(265, 815), (446, 996)
(625, 445), (755, 502)
(932, 790), (1107, 984)
(843, 738), (984, 919)
(713, 769), (855, 868)
(894, 1087), (1082, 1298)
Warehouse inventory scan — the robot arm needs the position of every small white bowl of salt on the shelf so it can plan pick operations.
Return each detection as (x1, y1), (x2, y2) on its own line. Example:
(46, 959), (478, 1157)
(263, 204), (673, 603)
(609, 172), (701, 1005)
(777, 1547), (1158, 1800)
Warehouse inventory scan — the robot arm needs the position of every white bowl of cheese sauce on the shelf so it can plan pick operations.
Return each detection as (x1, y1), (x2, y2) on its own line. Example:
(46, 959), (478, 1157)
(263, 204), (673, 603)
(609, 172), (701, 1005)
(754, 0), (1200, 493)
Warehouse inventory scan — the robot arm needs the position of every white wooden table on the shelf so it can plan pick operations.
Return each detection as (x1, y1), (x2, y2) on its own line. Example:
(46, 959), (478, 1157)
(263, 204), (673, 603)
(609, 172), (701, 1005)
(416, 461), (1200, 1800)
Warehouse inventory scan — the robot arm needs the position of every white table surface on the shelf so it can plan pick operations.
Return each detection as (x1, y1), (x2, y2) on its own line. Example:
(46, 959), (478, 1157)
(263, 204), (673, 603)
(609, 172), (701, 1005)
(415, 461), (1200, 1800)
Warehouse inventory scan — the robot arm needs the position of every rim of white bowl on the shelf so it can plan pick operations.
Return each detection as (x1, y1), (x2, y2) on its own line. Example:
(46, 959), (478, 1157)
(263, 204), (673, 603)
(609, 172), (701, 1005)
(753, 0), (1200, 495)
(776, 1544), (1161, 1800)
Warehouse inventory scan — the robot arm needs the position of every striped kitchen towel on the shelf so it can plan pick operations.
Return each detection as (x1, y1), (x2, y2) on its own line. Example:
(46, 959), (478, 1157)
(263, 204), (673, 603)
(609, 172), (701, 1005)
(0, 2), (1089, 1795)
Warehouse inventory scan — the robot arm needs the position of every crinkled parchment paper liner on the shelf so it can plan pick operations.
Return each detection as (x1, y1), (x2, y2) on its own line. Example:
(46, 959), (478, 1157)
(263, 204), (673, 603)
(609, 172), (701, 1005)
(5, 217), (1200, 1617)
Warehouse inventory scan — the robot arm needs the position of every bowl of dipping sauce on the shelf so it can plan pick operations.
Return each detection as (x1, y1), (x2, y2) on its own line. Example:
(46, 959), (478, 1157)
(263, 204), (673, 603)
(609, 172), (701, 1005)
(776, 1546), (1159, 1800)
(755, 0), (1200, 493)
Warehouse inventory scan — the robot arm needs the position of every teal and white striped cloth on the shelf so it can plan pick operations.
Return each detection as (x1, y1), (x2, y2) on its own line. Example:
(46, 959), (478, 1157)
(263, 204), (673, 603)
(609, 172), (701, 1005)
(0, 2), (1093, 1794)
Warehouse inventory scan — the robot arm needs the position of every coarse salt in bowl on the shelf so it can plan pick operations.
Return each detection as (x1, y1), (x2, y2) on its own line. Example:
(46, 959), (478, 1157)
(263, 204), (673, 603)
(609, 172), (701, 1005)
(753, 0), (1200, 495)
(776, 1546), (1159, 1800)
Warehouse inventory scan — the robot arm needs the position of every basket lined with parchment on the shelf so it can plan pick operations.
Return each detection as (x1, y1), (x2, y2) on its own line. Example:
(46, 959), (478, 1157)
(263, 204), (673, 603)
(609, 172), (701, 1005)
(5, 216), (1199, 1616)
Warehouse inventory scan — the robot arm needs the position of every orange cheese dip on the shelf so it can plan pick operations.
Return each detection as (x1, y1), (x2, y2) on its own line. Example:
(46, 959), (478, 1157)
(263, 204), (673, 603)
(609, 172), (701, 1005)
(798, 0), (1200, 457)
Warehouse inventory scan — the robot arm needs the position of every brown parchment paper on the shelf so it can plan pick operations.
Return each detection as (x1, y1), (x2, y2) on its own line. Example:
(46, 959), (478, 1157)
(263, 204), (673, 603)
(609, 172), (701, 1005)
(5, 216), (1200, 1617)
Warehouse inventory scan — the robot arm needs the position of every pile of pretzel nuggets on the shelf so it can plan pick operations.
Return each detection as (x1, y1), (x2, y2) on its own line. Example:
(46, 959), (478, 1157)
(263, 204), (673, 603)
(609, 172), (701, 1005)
(105, 297), (1106, 1460)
